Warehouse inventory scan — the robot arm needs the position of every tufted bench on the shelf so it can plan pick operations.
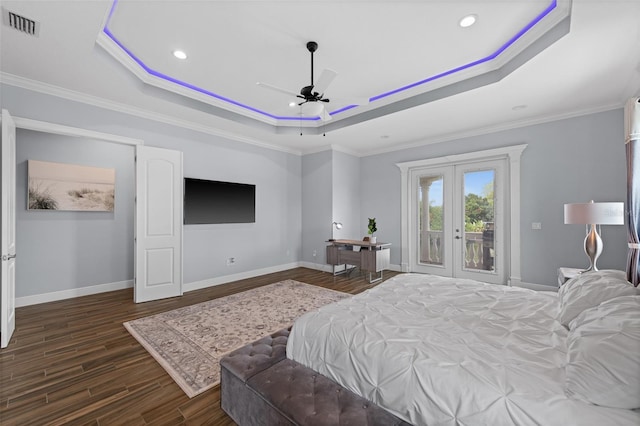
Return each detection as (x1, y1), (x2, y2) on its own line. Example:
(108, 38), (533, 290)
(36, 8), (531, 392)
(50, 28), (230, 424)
(220, 328), (411, 426)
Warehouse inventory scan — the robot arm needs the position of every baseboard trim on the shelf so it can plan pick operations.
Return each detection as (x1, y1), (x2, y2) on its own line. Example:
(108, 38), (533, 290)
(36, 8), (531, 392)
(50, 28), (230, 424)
(388, 264), (403, 272)
(299, 261), (332, 273)
(15, 262), (405, 307)
(16, 279), (134, 307)
(183, 262), (303, 292)
(512, 281), (558, 292)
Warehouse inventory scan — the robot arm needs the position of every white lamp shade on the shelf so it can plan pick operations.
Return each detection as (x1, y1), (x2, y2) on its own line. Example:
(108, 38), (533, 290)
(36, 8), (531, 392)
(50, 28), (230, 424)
(564, 202), (624, 225)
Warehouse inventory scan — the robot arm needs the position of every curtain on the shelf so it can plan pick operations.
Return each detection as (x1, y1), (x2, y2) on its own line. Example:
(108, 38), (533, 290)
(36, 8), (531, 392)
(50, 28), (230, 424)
(625, 97), (640, 286)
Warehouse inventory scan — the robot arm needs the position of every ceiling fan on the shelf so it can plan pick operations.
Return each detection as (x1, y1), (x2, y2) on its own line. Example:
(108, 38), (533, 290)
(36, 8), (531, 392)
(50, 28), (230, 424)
(257, 41), (340, 121)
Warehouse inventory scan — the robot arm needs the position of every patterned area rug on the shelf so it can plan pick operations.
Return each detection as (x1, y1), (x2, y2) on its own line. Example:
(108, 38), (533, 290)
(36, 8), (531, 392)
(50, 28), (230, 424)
(123, 280), (349, 397)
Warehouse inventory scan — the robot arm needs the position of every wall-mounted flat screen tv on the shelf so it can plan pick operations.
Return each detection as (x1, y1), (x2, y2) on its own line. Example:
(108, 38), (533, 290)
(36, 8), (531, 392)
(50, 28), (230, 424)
(184, 178), (255, 224)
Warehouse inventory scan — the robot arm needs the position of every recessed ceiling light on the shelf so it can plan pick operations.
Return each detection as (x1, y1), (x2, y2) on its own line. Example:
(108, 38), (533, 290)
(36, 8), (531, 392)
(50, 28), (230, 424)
(173, 50), (187, 60)
(289, 102), (297, 107)
(459, 14), (477, 28)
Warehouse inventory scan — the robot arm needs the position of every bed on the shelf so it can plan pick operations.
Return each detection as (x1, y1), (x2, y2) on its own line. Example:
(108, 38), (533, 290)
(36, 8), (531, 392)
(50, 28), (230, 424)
(286, 272), (640, 425)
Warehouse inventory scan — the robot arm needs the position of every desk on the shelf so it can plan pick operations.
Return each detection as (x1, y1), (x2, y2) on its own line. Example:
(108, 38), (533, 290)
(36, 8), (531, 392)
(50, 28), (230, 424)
(326, 239), (391, 283)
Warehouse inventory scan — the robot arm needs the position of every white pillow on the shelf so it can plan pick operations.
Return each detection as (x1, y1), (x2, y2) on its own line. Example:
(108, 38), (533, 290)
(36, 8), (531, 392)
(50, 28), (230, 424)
(558, 270), (636, 328)
(565, 295), (640, 409)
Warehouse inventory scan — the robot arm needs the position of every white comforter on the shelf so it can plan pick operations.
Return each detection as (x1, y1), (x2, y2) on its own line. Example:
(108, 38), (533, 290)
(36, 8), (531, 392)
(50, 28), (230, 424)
(286, 273), (640, 425)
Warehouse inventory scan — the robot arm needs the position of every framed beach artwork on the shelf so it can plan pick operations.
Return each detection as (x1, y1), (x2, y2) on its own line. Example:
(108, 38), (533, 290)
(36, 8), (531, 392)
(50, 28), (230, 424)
(27, 160), (115, 212)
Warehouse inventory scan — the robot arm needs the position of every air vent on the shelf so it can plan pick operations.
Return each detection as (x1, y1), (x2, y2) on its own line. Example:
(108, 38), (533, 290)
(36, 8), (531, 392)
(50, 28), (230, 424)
(2, 8), (40, 37)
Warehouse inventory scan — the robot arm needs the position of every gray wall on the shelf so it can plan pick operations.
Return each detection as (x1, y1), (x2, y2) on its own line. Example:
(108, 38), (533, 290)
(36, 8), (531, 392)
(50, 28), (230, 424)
(332, 151), (361, 240)
(3, 84), (302, 298)
(17, 131), (135, 297)
(1, 81), (628, 297)
(360, 109), (627, 287)
(300, 149), (363, 267)
(301, 150), (332, 265)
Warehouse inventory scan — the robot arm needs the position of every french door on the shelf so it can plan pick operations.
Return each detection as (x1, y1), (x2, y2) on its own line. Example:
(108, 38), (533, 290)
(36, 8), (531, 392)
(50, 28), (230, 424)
(410, 159), (506, 284)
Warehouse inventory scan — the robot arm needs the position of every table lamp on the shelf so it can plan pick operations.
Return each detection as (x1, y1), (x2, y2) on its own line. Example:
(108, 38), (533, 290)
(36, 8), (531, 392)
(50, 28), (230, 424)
(329, 221), (342, 241)
(564, 200), (624, 271)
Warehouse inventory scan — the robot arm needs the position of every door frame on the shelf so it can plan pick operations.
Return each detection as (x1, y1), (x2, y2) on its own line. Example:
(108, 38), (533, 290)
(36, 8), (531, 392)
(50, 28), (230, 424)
(0, 114), (145, 312)
(397, 144), (527, 286)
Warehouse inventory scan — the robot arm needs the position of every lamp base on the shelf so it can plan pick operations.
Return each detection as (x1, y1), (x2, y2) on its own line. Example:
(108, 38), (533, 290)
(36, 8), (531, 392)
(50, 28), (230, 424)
(583, 223), (603, 272)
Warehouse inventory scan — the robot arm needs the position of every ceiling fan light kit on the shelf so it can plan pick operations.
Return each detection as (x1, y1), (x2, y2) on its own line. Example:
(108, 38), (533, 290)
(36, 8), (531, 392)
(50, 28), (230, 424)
(258, 40), (338, 122)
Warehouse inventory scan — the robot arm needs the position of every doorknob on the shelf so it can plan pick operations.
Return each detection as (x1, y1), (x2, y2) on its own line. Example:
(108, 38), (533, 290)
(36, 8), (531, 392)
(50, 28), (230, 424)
(455, 236), (461, 240)
(1, 254), (16, 261)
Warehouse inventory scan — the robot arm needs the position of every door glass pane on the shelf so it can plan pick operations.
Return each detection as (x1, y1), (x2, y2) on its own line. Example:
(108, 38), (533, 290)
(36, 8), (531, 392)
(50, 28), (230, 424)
(463, 170), (495, 272)
(419, 175), (444, 265)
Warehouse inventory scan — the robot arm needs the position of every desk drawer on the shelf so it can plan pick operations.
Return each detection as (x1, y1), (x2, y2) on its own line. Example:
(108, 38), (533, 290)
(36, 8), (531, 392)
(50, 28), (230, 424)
(339, 250), (361, 265)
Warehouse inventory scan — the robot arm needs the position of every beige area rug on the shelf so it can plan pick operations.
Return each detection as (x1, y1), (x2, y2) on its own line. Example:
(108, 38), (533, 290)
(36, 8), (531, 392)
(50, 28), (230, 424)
(123, 280), (349, 398)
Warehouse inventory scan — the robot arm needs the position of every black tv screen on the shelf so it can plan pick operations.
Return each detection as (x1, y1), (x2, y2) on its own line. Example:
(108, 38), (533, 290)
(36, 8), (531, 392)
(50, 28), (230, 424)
(184, 178), (255, 224)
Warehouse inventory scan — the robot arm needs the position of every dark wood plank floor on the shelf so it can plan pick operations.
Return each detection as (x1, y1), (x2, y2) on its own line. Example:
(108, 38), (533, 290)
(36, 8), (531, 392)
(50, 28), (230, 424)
(0, 267), (400, 425)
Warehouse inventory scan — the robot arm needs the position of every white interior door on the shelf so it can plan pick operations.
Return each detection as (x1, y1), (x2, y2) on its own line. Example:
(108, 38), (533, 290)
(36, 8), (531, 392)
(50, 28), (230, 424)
(135, 145), (183, 303)
(1, 109), (17, 348)
(411, 159), (506, 284)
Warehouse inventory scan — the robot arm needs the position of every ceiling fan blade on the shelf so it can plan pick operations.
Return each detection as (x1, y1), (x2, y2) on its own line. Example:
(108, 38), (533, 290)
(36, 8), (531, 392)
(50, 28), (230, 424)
(256, 82), (299, 98)
(313, 69), (337, 95)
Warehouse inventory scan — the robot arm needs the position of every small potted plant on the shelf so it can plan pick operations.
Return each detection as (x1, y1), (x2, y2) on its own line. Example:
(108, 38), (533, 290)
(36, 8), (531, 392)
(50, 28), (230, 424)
(367, 217), (377, 244)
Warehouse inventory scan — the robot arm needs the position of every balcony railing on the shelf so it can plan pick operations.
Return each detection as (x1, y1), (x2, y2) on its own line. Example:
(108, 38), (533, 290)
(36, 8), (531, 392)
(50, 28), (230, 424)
(420, 230), (494, 271)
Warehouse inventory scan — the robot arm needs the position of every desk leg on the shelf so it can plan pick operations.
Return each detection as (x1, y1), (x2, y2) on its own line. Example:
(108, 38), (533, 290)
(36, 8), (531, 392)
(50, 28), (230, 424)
(334, 264), (356, 276)
(369, 270), (383, 284)
(333, 264), (343, 276)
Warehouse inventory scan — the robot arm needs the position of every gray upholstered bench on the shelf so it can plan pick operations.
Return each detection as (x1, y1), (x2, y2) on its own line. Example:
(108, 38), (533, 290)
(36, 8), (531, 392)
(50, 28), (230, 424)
(220, 328), (411, 426)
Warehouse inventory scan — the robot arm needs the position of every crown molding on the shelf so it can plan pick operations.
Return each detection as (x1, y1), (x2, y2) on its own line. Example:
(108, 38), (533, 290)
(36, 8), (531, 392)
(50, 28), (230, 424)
(362, 102), (623, 157)
(1, 72), (625, 160)
(329, 144), (362, 157)
(299, 144), (363, 157)
(0, 72), (303, 156)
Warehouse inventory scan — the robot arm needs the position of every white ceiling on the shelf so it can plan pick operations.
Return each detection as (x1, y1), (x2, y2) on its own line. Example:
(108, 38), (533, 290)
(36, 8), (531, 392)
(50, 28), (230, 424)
(1, 0), (639, 155)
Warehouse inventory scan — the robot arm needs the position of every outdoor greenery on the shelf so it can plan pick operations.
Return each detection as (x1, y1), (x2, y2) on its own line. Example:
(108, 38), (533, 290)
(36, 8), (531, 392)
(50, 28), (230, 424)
(427, 182), (494, 231)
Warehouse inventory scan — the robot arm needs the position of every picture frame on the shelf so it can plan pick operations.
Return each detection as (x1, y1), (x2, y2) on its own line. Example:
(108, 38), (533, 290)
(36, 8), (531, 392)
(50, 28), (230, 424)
(27, 160), (115, 212)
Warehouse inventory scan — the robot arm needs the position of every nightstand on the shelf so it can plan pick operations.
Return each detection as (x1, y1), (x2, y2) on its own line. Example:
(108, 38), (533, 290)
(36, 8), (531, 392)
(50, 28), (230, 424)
(557, 267), (582, 287)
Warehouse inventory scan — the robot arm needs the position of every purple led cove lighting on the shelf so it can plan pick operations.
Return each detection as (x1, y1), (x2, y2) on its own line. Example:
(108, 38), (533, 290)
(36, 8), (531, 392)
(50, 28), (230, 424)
(330, 104), (359, 115)
(370, 0), (557, 102)
(103, 0), (556, 121)
(102, 0), (318, 122)
(105, 27), (319, 120)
